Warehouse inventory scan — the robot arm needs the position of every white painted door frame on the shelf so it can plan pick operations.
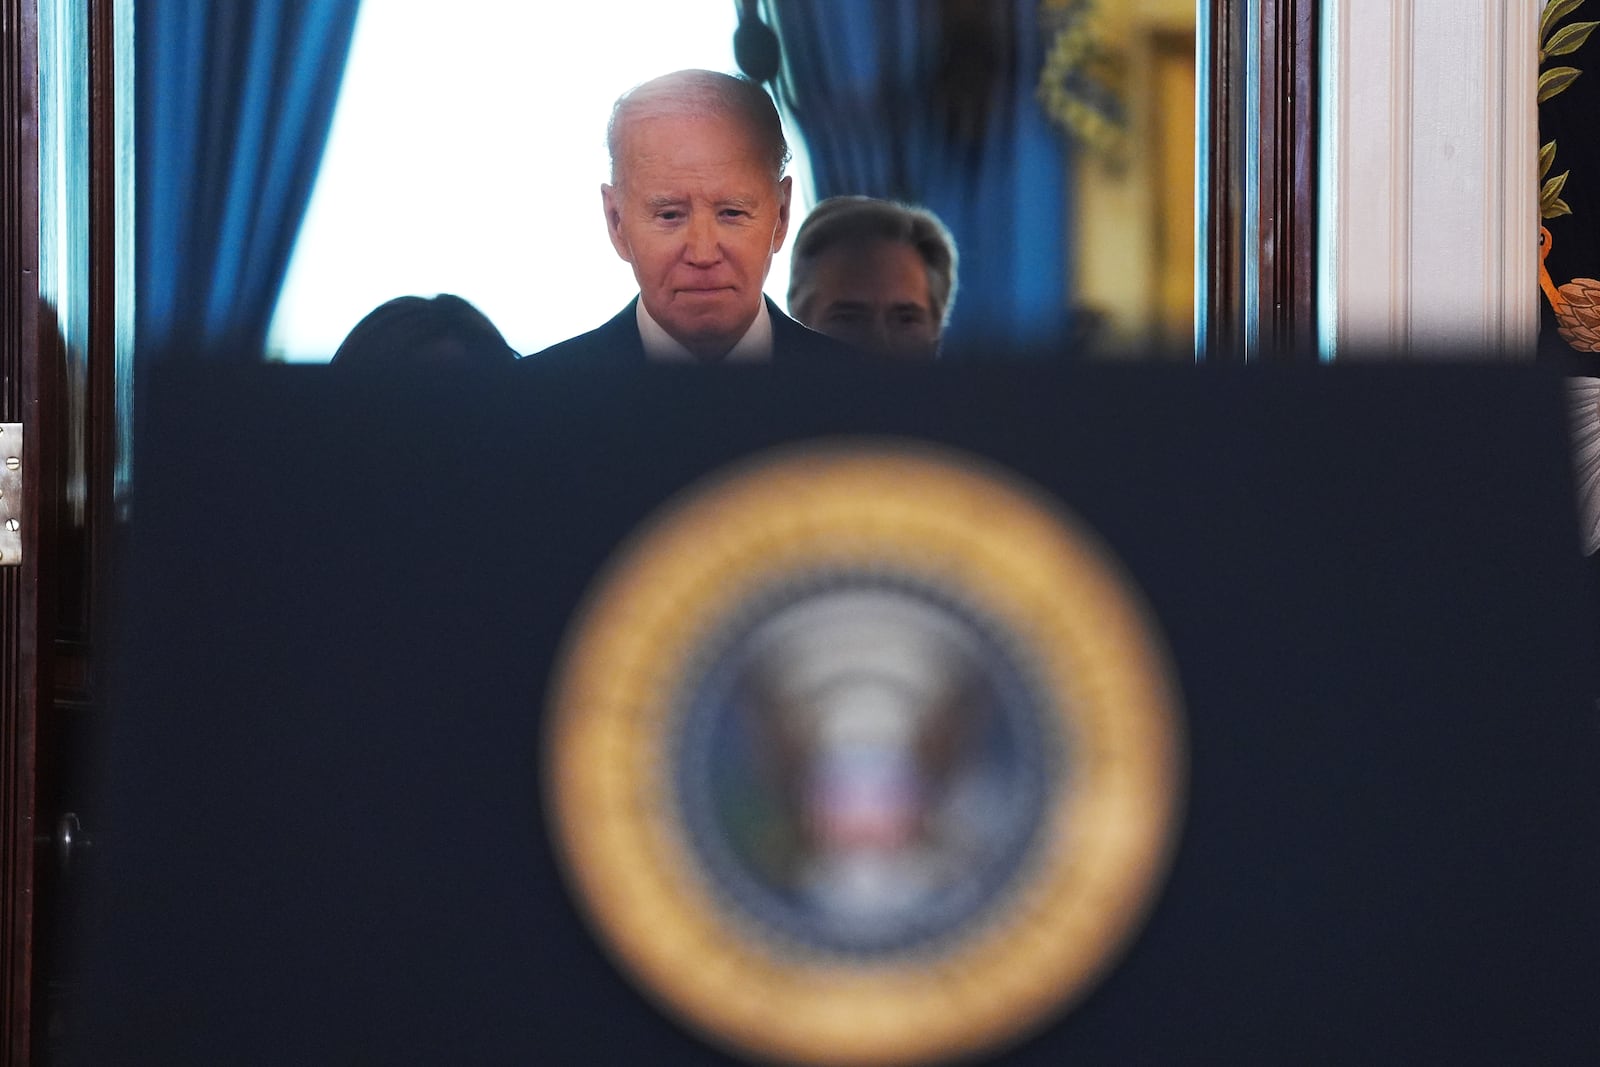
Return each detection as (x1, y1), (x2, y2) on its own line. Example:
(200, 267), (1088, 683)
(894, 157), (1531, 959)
(1319, 0), (1540, 357)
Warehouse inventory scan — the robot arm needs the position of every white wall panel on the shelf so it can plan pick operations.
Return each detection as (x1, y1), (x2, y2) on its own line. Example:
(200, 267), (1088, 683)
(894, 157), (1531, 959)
(1320, 0), (1539, 357)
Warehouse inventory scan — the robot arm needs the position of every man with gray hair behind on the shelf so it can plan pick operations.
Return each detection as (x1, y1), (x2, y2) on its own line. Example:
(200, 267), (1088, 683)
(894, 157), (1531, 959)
(787, 196), (959, 360)
(531, 69), (853, 366)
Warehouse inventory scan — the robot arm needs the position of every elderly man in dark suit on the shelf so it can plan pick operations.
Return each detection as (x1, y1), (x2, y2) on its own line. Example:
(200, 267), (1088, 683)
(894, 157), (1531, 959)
(529, 69), (853, 366)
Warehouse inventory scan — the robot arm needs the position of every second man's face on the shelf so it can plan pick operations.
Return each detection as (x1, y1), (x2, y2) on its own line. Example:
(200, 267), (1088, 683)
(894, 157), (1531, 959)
(795, 239), (941, 360)
(603, 112), (791, 360)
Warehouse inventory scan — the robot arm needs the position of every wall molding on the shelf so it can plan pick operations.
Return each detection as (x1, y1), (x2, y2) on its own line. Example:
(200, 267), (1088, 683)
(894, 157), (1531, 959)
(1320, 0), (1540, 358)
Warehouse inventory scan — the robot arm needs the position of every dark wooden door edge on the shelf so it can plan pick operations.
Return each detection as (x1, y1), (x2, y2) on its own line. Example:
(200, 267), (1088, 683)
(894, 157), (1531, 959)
(2, 0), (45, 1062)
(1202, 0), (1320, 364)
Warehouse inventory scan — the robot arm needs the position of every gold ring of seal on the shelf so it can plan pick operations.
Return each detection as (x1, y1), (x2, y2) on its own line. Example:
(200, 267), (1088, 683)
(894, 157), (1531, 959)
(544, 440), (1185, 1067)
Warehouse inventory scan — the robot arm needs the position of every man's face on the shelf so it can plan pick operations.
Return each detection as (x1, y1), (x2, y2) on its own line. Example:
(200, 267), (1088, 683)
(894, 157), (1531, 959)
(603, 110), (791, 359)
(795, 239), (940, 359)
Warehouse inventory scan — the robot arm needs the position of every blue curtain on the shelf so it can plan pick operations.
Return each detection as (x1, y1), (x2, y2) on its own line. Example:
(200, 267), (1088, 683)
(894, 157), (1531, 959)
(761, 0), (1070, 356)
(136, 0), (361, 362)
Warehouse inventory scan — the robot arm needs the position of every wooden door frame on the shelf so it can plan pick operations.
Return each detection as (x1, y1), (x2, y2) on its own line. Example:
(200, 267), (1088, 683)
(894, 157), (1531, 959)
(3, 0), (47, 1062)
(0, 1), (1323, 1060)
(1201, 0), (1320, 363)
(4, 0), (122, 1062)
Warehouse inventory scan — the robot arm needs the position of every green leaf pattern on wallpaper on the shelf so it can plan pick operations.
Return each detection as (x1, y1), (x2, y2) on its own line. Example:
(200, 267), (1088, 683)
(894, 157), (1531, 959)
(1539, 0), (1600, 351)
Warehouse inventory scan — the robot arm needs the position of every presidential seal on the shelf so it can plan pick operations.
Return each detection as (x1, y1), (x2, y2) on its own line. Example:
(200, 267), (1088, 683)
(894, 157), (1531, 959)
(544, 441), (1184, 1066)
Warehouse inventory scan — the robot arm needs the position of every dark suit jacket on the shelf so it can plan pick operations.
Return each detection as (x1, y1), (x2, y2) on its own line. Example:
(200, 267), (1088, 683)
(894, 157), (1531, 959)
(523, 296), (859, 367)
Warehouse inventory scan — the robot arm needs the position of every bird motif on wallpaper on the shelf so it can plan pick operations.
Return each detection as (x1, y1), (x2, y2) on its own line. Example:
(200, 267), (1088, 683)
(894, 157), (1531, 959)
(1540, 225), (1600, 351)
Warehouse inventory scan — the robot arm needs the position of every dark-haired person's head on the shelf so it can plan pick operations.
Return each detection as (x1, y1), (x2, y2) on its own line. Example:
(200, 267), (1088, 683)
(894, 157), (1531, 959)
(787, 197), (958, 360)
(601, 69), (793, 360)
(330, 294), (517, 369)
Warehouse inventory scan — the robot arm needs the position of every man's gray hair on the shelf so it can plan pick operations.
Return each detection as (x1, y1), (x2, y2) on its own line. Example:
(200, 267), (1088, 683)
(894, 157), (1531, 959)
(788, 196), (960, 327)
(607, 69), (791, 185)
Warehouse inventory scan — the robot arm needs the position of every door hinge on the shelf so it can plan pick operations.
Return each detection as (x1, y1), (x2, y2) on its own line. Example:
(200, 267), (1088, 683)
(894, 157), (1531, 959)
(0, 423), (20, 566)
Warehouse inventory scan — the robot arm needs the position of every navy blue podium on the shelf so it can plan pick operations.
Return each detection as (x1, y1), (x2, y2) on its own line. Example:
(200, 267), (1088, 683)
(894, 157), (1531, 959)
(64, 362), (1600, 1065)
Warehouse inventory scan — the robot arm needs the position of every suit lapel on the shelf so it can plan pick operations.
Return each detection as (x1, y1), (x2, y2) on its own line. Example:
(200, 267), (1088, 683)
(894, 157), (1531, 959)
(599, 298), (647, 364)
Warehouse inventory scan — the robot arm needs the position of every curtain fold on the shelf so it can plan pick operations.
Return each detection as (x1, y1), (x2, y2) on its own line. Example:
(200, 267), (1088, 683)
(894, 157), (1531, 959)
(762, 0), (1070, 355)
(136, 0), (361, 362)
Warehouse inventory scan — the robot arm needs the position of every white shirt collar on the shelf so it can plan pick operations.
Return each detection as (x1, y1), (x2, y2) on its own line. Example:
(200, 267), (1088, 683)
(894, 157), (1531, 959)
(635, 298), (773, 363)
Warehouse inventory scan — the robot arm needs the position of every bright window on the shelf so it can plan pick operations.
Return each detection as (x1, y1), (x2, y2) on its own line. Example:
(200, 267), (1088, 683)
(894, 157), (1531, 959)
(266, 1), (813, 361)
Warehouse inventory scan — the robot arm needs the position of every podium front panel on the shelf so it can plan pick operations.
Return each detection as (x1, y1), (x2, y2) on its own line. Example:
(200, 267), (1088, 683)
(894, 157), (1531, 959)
(64, 364), (1600, 1065)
